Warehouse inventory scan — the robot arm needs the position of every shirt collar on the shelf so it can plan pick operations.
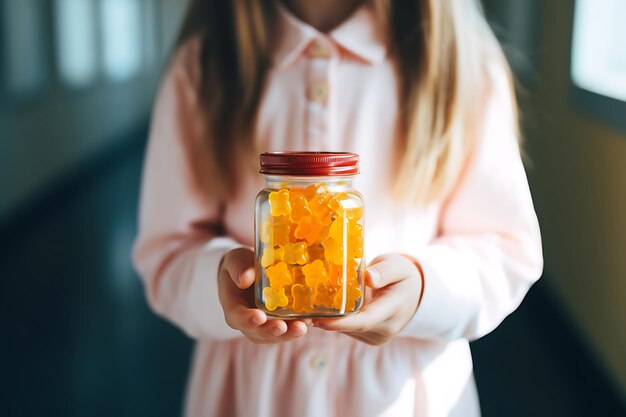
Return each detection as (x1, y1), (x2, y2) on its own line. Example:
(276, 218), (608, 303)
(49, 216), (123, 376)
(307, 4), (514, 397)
(273, 2), (388, 69)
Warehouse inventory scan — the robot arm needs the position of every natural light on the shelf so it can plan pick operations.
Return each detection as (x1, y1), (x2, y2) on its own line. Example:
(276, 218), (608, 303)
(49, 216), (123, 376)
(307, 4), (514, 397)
(571, 0), (626, 102)
(101, 0), (142, 82)
(54, 0), (97, 87)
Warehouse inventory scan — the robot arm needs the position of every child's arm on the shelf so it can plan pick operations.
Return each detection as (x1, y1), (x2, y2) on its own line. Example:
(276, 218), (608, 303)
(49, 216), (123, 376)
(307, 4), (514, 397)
(316, 62), (543, 343)
(133, 47), (310, 343)
(132, 57), (242, 340)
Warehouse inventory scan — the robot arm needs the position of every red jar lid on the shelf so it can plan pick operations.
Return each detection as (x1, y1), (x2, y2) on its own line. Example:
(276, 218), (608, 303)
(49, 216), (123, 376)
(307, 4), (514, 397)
(259, 152), (359, 176)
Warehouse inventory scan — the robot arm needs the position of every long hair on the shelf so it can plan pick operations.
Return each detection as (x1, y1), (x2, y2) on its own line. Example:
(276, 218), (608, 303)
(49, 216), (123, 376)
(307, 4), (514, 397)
(175, 0), (515, 203)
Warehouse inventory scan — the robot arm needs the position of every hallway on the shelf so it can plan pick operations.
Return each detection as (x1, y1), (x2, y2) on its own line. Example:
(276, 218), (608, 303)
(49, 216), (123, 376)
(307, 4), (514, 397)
(1, 134), (623, 417)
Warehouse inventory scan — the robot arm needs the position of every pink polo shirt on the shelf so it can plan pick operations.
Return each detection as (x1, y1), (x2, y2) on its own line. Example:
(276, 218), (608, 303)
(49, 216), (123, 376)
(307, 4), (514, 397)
(133, 4), (543, 416)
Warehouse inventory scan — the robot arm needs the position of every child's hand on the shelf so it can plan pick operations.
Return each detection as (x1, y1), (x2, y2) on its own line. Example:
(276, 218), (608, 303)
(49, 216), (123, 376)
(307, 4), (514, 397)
(218, 248), (310, 343)
(313, 254), (423, 345)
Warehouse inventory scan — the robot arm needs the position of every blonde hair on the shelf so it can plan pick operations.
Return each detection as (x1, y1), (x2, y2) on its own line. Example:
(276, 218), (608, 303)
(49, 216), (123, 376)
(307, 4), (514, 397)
(176, 0), (517, 203)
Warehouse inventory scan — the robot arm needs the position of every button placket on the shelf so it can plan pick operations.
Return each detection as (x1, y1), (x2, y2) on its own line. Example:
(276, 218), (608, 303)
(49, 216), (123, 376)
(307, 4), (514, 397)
(304, 37), (334, 148)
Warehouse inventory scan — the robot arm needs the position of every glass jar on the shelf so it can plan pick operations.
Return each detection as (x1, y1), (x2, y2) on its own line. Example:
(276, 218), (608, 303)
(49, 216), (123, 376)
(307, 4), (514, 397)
(255, 152), (365, 318)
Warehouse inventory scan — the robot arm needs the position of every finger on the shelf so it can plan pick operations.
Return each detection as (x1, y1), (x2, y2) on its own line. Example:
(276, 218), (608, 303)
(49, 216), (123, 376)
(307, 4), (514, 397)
(223, 302), (268, 331)
(257, 319), (289, 337)
(366, 255), (417, 289)
(313, 291), (397, 332)
(248, 319), (309, 343)
(222, 248), (255, 289)
(286, 320), (309, 337)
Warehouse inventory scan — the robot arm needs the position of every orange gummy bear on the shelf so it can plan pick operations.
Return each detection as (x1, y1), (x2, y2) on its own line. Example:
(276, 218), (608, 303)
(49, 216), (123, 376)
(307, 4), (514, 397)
(289, 191), (311, 222)
(266, 261), (292, 289)
(302, 259), (329, 287)
(291, 284), (313, 313)
(329, 216), (362, 241)
(283, 242), (309, 265)
(323, 237), (343, 265)
(308, 194), (332, 224)
(269, 189), (291, 217)
(348, 234), (364, 258)
(291, 265), (306, 285)
(328, 260), (358, 287)
(294, 216), (323, 245)
(307, 244), (325, 261)
(313, 282), (336, 308)
(337, 205), (363, 222)
(332, 285), (363, 312)
(272, 216), (291, 246)
(302, 184), (318, 200)
(263, 286), (289, 311)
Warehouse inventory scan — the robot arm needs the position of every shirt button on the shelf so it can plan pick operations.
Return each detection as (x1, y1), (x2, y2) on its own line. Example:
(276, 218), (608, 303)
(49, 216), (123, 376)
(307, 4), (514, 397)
(307, 40), (331, 59)
(310, 353), (328, 370)
(307, 81), (329, 103)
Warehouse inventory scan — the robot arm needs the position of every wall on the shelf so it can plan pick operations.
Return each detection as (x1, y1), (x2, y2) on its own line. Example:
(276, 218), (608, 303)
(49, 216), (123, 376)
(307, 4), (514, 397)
(0, 0), (189, 225)
(524, 0), (626, 398)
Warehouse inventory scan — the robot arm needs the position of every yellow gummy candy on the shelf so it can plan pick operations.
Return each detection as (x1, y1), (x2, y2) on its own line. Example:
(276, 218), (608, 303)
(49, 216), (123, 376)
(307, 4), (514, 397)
(332, 285), (363, 312)
(266, 261), (292, 289)
(302, 259), (329, 288)
(269, 189), (291, 217)
(263, 287), (289, 311)
(261, 246), (285, 268)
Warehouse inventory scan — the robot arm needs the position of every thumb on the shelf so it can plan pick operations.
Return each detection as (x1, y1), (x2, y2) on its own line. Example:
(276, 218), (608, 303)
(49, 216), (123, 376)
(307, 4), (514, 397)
(221, 248), (256, 289)
(365, 254), (419, 289)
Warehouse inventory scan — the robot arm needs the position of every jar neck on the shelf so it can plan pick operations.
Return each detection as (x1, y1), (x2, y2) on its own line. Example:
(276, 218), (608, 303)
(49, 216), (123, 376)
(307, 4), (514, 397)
(263, 175), (356, 192)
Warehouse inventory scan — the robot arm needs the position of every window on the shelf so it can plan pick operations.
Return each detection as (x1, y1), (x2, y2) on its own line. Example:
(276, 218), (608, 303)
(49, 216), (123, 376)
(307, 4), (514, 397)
(141, 0), (160, 70)
(1, 0), (46, 96)
(54, 0), (98, 87)
(572, 0), (626, 102)
(101, 0), (143, 82)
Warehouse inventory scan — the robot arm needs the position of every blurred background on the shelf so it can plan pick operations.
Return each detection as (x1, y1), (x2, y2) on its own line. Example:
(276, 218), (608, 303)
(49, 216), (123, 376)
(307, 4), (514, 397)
(0, 0), (624, 416)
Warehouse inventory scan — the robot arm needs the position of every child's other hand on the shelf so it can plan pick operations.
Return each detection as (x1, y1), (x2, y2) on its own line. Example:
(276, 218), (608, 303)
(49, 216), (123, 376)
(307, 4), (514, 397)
(313, 254), (423, 345)
(218, 248), (310, 344)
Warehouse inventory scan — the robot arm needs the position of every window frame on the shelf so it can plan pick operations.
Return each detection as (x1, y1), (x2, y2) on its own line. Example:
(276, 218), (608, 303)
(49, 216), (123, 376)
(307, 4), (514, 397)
(569, 0), (626, 136)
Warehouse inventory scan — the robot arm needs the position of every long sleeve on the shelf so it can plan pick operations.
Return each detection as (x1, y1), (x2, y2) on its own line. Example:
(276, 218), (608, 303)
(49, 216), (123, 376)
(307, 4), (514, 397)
(399, 64), (544, 342)
(132, 45), (243, 341)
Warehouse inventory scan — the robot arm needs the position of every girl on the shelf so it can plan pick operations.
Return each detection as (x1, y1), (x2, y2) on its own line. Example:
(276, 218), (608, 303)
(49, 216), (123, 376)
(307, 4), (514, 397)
(133, 0), (543, 416)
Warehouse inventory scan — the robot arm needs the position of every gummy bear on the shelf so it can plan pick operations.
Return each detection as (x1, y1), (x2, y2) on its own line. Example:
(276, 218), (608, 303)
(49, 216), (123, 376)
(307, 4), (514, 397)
(259, 218), (272, 244)
(337, 205), (363, 222)
(348, 234), (364, 258)
(328, 217), (345, 242)
(327, 192), (347, 213)
(323, 237), (343, 265)
(291, 265), (306, 285)
(266, 261), (292, 289)
(263, 286), (289, 311)
(308, 194), (332, 223)
(269, 189), (291, 217)
(302, 259), (329, 288)
(289, 191), (311, 222)
(330, 216), (363, 241)
(260, 246), (285, 268)
(272, 216), (291, 246)
(283, 242), (309, 265)
(332, 285), (363, 312)
(302, 184), (318, 200)
(313, 282), (336, 308)
(308, 244), (325, 261)
(291, 284), (313, 313)
(294, 216), (323, 245)
(328, 260), (358, 286)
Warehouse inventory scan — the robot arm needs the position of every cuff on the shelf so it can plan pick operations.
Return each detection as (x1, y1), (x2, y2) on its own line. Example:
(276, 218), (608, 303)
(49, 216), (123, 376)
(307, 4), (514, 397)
(186, 237), (247, 340)
(398, 244), (482, 341)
